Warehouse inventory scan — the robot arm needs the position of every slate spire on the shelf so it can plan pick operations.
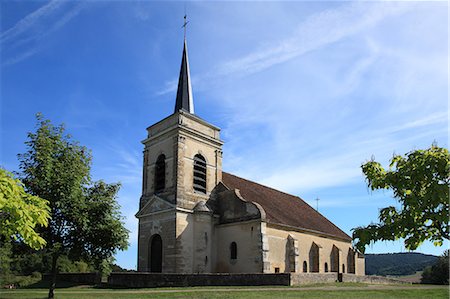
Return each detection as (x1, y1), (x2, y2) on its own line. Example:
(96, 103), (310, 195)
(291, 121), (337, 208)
(174, 38), (194, 114)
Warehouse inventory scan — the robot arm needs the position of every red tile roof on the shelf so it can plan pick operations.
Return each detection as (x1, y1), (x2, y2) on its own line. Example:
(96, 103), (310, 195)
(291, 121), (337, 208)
(222, 172), (351, 241)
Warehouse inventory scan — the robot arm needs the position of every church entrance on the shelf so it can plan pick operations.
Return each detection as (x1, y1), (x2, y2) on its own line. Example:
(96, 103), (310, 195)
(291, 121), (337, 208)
(149, 234), (162, 272)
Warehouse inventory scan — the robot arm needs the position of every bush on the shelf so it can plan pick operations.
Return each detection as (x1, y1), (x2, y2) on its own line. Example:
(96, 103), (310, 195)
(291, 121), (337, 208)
(421, 250), (449, 285)
(0, 272), (42, 288)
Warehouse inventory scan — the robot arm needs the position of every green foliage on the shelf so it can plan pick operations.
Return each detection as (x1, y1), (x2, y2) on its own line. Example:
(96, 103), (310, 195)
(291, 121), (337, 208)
(0, 168), (50, 249)
(365, 252), (438, 276)
(17, 114), (129, 296)
(18, 114), (92, 253)
(353, 144), (449, 253)
(421, 250), (449, 285)
(0, 273), (42, 288)
(0, 242), (13, 276)
(74, 181), (129, 269)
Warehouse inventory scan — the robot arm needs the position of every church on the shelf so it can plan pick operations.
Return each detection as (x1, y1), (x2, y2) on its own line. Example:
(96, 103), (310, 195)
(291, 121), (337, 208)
(136, 38), (365, 275)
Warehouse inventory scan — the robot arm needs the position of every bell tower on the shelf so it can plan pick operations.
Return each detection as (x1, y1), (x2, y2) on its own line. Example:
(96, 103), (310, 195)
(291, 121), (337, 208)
(136, 35), (223, 273)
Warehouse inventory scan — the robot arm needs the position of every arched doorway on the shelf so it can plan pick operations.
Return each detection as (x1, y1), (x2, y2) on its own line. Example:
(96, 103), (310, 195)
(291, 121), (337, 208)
(149, 234), (162, 272)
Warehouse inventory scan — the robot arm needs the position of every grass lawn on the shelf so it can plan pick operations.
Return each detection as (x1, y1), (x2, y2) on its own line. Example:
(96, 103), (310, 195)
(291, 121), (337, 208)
(1, 284), (448, 299)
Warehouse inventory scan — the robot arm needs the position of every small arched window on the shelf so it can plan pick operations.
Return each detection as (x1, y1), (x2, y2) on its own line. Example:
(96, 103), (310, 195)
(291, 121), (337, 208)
(193, 154), (207, 194)
(154, 154), (166, 193)
(342, 264), (345, 273)
(303, 261), (307, 273)
(324, 262), (329, 272)
(230, 242), (237, 260)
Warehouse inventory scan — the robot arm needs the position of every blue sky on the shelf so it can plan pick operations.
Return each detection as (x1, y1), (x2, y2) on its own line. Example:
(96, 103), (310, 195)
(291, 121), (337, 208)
(1, 1), (448, 270)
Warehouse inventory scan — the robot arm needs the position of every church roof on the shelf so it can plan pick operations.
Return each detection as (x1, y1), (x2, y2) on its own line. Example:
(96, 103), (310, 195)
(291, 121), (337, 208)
(174, 39), (194, 114)
(221, 172), (352, 241)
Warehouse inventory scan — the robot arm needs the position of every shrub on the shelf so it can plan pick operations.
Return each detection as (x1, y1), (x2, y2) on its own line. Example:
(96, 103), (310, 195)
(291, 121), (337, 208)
(421, 250), (449, 285)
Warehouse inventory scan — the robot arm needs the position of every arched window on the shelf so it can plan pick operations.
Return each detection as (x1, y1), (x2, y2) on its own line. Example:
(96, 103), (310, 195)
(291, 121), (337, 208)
(347, 248), (356, 274)
(342, 264), (345, 273)
(309, 242), (319, 273)
(154, 154), (166, 193)
(303, 261), (308, 273)
(193, 154), (207, 194)
(230, 242), (237, 260)
(330, 245), (340, 272)
(324, 262), (329, 272)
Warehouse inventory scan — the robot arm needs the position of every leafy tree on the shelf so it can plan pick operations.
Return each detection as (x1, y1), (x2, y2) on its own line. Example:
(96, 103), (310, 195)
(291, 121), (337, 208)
(18, 114), (129, 298)
(353, 144), (449, 253)
(0, 168), (50, 249)
(421, 250), (449, 285)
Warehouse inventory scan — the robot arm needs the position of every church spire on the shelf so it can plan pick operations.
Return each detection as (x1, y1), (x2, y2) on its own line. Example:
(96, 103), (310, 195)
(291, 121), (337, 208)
(174, 15), (194, 114)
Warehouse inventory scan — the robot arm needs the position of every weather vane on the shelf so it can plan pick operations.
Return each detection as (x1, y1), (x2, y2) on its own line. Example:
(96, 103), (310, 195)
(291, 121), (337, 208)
(182, 14), (189, 39)
(316, 197), (320, 212)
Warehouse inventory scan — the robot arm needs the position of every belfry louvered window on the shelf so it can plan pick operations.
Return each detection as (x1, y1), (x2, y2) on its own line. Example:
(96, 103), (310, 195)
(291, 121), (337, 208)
(193, 154), (207, 194)
(154, 154), (166, 193)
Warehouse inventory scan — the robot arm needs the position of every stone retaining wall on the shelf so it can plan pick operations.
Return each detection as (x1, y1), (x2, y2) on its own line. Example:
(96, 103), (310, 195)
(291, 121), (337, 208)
(42, 273), (101, 285)
(107, 272), (410, 288)
(290, 273), (339, 285)
(342, 274), (410, 284)
(108, 273), (290, 288)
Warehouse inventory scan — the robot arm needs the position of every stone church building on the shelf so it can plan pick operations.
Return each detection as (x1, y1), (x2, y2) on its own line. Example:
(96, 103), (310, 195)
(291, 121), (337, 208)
(136, 39), (365, 275)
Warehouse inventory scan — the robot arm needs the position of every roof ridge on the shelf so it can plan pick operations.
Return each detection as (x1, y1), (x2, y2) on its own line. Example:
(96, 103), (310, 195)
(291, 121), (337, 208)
(222, 171), (305, 200)
(222, 171), (352, 240)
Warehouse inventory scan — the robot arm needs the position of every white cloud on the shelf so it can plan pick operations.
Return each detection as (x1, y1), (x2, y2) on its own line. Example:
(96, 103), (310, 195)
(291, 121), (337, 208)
(157, 1), (413, 96)
(1, 0), (62, 44)
(1, 1), (85, 66)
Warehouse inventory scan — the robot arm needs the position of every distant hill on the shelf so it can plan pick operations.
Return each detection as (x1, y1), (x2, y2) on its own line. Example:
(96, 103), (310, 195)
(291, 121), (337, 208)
(365, 253), (438, 276)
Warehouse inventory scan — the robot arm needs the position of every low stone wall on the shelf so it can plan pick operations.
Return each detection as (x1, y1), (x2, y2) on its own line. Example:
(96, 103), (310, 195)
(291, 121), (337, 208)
(108, 273), (290, 288)
(42, 273), (101, 285)
(290, 273), (339, 285)
(108, 272), (409, 288)
(342, 274), (410, 284)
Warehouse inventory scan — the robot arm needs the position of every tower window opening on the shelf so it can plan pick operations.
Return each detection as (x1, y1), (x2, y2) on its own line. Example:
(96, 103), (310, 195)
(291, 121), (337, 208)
(193, 154), (207, 194)
(154, 154), (166, 193)
(230, 242), (237, 260)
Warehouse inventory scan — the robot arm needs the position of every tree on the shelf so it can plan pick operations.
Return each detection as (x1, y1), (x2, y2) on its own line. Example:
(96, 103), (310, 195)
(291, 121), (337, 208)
(421, 250), (449, 285)
(18, 114), (129, 298)
(353, 144), (449, 253)
(0, 168), (50, 250)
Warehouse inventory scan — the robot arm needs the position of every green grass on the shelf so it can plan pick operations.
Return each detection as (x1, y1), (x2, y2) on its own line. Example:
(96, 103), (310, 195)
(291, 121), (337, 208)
(1, 285), (448, 299)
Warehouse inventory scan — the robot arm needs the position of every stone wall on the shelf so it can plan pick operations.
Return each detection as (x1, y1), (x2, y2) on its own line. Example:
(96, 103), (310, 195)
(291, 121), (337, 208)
(42, 273), (101, 284)
(265, 225), (361, 274)
(290, 273), (338, 285)
(108, 272), (410, 288)
(108, 273), (289, 288)
(342, 274), (410, 284)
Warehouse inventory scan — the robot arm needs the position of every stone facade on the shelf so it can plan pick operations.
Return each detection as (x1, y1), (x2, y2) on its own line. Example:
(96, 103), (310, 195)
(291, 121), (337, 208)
(136, 40), (365, 276)
(136, 108), (365, 275)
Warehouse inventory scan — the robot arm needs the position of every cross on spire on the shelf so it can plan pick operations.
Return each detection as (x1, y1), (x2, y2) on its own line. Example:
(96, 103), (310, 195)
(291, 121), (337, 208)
(182, 14), (189, 39)
(174, 14), (194, 114)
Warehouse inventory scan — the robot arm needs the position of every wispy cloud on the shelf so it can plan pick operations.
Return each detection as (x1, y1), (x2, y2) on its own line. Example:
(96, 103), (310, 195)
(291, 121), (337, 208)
(99, 145), (141, 185)
(1, 1), (62, 44)
(1, 1), (85, 66)
(157, 2), (412, 96)
(390, 112), (447, 133)
(220, 2), (410, 76)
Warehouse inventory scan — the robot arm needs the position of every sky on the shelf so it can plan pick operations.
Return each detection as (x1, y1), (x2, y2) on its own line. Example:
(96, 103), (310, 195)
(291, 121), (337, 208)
(1, 1), (448, 270)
